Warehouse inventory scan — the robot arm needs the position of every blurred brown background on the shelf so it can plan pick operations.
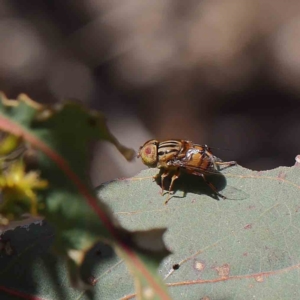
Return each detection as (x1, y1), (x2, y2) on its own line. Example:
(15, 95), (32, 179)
(1, 0), (300, 186)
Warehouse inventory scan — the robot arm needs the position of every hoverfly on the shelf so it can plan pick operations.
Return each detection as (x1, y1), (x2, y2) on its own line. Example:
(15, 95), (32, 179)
(137, 139), (236, 204)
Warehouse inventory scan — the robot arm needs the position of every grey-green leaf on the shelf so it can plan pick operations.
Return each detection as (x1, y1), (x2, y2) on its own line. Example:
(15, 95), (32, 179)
(1, 163), (300, 300)
(97, 164), (300, 300)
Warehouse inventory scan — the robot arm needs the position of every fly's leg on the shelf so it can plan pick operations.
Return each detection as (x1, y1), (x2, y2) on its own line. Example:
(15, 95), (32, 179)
(200, 173), (226, 200)
(216, 161), (237, 166)
(152, 172), (160, 182)
(160, 170), (170, 195)
(215, 160), (237, 171)
(202, 145), (219, 169)
(169, 169), (180, 192)
(165, 169), (180, 205)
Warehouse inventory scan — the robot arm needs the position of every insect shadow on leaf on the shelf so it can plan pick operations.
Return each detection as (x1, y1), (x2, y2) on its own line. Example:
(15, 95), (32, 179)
(154, 168), (227, 202)
(154, 166), (248, 204)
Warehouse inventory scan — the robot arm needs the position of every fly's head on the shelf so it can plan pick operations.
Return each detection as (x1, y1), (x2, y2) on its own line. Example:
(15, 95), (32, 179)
(137, 139), (159, 168)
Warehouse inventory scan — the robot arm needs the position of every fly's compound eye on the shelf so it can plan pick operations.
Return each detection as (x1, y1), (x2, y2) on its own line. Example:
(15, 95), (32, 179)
(139, 143), (157, 167)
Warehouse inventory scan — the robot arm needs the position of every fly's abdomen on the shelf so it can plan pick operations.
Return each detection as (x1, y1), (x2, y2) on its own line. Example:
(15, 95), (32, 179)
(183, 147), (214, 171)
(196, 157), (212, 170)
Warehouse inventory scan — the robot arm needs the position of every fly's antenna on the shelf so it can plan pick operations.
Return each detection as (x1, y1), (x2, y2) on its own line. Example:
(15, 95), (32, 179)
(209, 146), (233, 152)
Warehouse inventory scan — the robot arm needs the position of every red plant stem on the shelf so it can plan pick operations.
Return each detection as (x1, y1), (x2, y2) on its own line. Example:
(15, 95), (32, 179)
(0, 286), (50, 300)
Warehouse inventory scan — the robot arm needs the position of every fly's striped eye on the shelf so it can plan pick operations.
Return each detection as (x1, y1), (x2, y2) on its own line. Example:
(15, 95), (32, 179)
(138, 140), (158, 167)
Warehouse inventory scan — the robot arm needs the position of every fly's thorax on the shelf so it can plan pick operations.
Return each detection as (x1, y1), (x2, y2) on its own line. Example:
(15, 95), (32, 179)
(184, 148), (200, 161)
(137, 139), (159, 167)
(157, 140), (183, 164)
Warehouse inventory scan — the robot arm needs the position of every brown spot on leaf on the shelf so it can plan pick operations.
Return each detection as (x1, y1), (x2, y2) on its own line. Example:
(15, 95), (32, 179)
(255, 275), (264, 282)
(278, 171), (286, 180)
(194, 260), (205, 271)
(243, 252), (248, 256)
(201, 297), (210, 300)
(248, 205), (256, 210)
(172, 264), (180, 270)
(215, 263), (230, 278)
(143, 287), (154, 299)
(244, 224), (252, 230)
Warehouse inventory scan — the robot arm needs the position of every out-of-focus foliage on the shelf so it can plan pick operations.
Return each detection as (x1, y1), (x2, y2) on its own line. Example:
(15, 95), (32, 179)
(0, 93), (171, 299)
(0, 0), (299, 185)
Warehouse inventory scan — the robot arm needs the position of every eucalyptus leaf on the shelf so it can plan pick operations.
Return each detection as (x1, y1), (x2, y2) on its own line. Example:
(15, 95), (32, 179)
(1, 163), (300, 299)
(96, 164), (300, 299)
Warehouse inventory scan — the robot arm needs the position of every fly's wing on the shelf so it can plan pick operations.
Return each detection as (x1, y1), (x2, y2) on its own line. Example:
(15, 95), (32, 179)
(176, 163), (221, 175)
(167, 157), (221, 176)
(168, 145), (219, 173)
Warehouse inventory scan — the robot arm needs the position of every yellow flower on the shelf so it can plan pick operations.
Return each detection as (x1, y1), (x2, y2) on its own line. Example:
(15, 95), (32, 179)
(0, 160), (48, 221)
